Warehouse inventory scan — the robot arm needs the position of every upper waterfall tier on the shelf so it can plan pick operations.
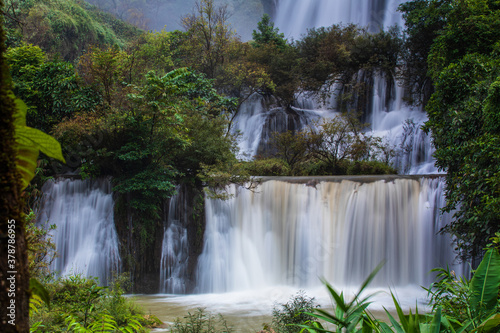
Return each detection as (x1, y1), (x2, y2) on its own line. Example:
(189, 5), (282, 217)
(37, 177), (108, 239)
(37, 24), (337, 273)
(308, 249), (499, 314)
(233, 0), (437, 174)
(275, 0), (405, 39)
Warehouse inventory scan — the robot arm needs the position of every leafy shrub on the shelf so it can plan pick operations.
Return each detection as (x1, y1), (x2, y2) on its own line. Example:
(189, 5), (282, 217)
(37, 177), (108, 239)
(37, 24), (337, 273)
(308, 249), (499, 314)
(423, 267), (472, 323)
(294, 159), (330, 176)
(299, 244), (500, 333)
(271, 291), (318, 333)
(424, 233), (500, 330)
(170, 308), (232, 333)
(26, 211), (56, 280)
(244, 158), (291, 176)
(4, 0), (142, 62)
(346, 160), (397, 175)
(30, 274), (157, 332)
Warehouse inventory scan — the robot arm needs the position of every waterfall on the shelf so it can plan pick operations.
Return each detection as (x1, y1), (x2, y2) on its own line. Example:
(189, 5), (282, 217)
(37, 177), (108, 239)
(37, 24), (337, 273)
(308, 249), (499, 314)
(37, 178), (121, 285)
(233, 0), (437, 174)
(196, 177), (464, 293)
(159, 191), (190, 294)
(275, 0), (403, 39)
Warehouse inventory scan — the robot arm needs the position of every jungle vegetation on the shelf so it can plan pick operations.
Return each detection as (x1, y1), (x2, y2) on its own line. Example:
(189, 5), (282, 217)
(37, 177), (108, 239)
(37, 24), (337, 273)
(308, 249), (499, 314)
(1, 0), (500, 331)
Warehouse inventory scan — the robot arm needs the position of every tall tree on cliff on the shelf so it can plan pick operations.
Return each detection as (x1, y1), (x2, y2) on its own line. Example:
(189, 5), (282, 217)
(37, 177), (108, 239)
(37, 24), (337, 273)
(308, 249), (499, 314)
(0, 0), (30, 330)
(401, 0), (500, 261)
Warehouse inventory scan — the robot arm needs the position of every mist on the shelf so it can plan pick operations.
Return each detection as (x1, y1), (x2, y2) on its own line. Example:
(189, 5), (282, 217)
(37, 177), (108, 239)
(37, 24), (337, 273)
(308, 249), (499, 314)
(85, 0), (276, 41)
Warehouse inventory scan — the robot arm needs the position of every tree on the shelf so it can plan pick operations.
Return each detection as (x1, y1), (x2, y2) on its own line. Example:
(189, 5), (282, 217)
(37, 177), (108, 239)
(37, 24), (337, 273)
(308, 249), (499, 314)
(3, 0), (142, 62)
(307, 113), (374, 173)
(1, 2), (29, 330)
(53, 67), (240, 264)
(295, 24), (402, 107)
(6, 44), (101, 133)
(78, 45), (125, 108)
(415, 0), (500, 260)
(247, 40), (300, 107)
(270, 130), (309, 172)
(1, 3), (65, 330)
(251, 13), (286, 50)
(398, 0), (452, 105)
(181, 0), (237, 80)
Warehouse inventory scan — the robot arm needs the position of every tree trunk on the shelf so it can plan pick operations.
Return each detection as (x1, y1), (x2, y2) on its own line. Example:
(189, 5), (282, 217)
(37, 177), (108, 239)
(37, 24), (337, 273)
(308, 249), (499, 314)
(0, 1), (30, 330)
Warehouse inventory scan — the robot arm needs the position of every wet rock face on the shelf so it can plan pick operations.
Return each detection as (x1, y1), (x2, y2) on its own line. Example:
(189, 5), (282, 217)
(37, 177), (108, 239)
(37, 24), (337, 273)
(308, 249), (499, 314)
(256, 106), (305, 157)
(160, 184), (206, 294)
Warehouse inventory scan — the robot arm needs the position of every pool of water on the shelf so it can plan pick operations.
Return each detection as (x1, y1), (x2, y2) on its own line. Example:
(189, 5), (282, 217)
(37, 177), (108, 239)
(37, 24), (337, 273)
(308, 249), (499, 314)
(131, 285), (431, 332)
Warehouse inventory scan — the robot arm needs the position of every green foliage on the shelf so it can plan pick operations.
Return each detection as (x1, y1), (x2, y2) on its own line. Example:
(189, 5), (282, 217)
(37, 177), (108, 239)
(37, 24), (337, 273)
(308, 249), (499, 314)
(424, 267), (472, 323)
(241, 114), (396, 177)
(3, 0), (142, 62)
(7, 44), (101, 132)
(297, 263), (384, 333)
(246, 22), (402, 108)
(170, 308), (232, 333)
(181, 0), (237, 80)
(247, 40), (300, 106)
(270, 130), (309, 172)
(401, 0), (500, 260)
(398, 0), (452, 104)
(346, 160), (397, 176)
(77, 45), (125, 107)
(271, 291), (318, 333)
(25, 210), (56, 279)
(5, 43), (45, 75)
(125, 29), (174, 77)
(307, 114), (395, 174)
(243, 157), (291, 176)
(54, 66), (241, 254)
(294, 24), (402, 106)
(30, 274), (153, 332)
(378, 294), (445, 333)
(296, 251), (499, 333)
(251, 14), (287, 50)
(423, 236), (500, 332)
(29, 278), (51, 312)
(469, 248), (500, 323)
(11, 94), (66, 189)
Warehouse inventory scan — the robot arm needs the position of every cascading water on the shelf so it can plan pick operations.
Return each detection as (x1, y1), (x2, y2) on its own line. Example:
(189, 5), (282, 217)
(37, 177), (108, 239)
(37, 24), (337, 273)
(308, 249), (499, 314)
(233, 0), (437, 174)
(159, 191), (190, 294)
(275, 0), (403, 39)
(37, 178), (121, 285)
(196, 177), (464, 294)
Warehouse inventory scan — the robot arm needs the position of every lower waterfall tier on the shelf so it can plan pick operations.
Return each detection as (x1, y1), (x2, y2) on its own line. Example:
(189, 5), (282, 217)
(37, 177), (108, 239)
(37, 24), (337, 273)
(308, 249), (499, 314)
(38, 178), (121, 285)
(196, 177), (465, 293)
(38, 177), (465, 294)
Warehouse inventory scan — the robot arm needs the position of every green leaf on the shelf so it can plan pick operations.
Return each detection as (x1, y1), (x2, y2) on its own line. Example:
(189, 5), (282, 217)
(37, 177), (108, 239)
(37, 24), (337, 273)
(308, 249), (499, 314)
(391, 292), (409, 332)
(361, 317), (374, 333)
(307, 309), (348, 327)
(379, 322), (395, 333)
(469, 248), (500, 316)
(13, 97), (28, 126)
(29, 278), (50, 310)
(384, 307), (404, 333)
(430, 306), (442, 333)
(321, 279), (349, 313)
(439, 316), (457, 333)
(15, 145), (39, 190)
(15, 126), (66, 163)
(353, 261), (385, 306)
(472, 313), (500, 333)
